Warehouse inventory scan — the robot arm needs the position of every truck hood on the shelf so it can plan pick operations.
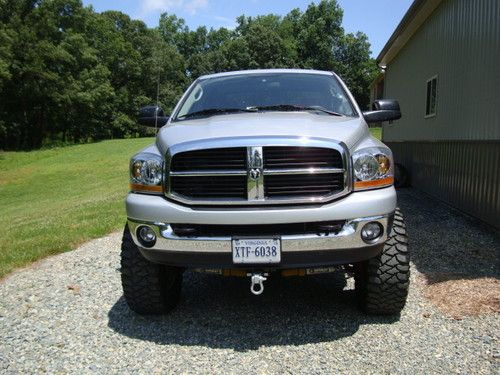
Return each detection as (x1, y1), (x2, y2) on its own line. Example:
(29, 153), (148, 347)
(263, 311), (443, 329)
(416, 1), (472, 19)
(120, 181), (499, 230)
(156, 112), (367, 154)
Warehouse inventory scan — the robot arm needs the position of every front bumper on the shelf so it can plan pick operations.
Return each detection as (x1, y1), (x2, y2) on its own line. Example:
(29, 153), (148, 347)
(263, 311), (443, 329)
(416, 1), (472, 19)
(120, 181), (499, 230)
(128, 215), (389, 268)
(126, 187), (397, 268)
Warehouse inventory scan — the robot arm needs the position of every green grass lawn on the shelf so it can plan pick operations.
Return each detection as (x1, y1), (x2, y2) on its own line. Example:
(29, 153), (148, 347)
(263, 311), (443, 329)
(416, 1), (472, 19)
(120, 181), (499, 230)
(0, 138), (154, 278)
(369, 127), (382, 140)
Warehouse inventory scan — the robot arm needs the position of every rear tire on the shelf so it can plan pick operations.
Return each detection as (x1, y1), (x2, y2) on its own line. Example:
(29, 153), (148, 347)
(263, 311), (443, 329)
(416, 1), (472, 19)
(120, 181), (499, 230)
(355, 208), (410, 315)
(394, 163), (410, 188)
(121, 225), (183, 315)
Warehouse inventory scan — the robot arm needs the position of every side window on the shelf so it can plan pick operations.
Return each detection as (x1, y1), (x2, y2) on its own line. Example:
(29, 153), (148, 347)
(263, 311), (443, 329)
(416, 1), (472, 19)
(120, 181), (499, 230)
(425, 75), (438, 117)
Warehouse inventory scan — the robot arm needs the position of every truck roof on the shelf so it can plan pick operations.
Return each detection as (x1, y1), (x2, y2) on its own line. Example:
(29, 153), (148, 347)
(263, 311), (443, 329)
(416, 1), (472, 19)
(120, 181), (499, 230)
(198, 69), (334, 80)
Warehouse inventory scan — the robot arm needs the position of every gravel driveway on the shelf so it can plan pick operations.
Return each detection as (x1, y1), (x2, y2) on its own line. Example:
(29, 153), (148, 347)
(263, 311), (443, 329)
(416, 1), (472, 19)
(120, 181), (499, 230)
(0, 188), (498, 374)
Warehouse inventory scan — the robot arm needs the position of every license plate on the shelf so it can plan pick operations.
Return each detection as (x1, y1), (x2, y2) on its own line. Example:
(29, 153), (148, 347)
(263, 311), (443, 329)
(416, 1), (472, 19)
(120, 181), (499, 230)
(232, 238), (281, 264)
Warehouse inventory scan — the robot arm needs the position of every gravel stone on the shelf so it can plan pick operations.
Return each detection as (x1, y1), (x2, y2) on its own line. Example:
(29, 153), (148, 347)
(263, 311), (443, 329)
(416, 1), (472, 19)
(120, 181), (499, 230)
(0, 188), (498, 374)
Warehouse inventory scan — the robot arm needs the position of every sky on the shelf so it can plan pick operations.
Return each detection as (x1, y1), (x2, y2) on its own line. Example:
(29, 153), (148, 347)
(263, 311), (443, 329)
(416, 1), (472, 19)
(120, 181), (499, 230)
(81, 0), (414, 58)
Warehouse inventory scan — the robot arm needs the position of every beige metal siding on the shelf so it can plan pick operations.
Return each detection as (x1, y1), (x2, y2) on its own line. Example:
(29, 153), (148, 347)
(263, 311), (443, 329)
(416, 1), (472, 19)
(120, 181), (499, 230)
(382, 0), (500, 142)
(388, 141), (500, 229)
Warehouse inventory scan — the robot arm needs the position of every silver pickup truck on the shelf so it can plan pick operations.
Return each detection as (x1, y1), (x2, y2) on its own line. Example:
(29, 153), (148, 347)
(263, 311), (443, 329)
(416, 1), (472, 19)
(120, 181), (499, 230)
(122, 69), (409, 315)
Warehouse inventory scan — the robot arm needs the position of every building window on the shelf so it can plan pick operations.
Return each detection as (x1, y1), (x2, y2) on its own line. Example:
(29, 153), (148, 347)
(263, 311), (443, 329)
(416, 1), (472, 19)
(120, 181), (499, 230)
(425, 75), (438, 117)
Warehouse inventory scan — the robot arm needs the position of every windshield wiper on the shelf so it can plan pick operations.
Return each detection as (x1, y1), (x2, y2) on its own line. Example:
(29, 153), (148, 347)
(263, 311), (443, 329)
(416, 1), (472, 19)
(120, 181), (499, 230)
(246, 104), (343, 117)
(178, 108), (253, 120)
(178, 104), (344, 120)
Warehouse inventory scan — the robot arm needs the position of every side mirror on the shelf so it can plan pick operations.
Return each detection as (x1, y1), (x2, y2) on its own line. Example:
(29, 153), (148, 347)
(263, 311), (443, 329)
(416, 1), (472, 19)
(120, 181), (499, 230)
(363, 99), (401, 124)
(137, 105), (169, 127)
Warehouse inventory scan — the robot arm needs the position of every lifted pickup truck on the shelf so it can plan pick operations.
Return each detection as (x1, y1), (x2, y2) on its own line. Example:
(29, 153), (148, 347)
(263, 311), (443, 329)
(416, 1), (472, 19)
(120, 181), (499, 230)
(122, 69), (409, 315)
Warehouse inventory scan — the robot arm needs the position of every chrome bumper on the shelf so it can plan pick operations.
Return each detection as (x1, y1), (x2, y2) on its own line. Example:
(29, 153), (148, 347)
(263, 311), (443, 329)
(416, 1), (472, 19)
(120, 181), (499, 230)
(127, 215), (390, 254)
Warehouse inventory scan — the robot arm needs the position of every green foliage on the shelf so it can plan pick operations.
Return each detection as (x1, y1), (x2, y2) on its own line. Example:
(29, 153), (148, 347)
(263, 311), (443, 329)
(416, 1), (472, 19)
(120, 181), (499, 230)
(0, 0), (378, 151)
(369, 126), (382, 140)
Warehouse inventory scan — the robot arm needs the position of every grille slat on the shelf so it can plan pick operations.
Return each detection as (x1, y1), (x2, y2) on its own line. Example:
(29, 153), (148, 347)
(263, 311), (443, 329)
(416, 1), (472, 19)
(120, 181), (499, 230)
(168, 146), (345, 203)
(267, 187), (341, 191)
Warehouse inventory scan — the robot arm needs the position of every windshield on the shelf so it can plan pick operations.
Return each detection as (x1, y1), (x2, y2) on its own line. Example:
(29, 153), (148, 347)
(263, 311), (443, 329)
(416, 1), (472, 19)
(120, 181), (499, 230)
(174, 73), (357, 121)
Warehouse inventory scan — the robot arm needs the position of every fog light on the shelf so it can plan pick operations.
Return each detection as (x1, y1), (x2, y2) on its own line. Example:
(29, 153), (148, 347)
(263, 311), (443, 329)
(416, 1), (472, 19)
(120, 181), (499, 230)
(137, 225), (156, 247)
(361, 222), (383, 243)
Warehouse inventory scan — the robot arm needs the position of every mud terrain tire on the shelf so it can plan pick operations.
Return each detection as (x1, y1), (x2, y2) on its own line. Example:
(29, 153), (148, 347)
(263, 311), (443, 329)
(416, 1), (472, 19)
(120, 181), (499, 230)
(121, 225), (183, 315)
(355, 209), (410, 315)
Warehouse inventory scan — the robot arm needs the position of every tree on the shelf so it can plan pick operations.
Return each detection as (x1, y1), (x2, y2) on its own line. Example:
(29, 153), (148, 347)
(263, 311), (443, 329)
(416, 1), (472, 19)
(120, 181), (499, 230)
(240, 16), (295, 68)
(335, 32), (379, 109)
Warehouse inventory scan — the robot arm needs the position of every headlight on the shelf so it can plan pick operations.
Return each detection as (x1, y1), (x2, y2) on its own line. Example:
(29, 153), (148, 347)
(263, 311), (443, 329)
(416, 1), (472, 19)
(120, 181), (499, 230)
(352, 147), (394, 190)
(130, 153), (163, 194)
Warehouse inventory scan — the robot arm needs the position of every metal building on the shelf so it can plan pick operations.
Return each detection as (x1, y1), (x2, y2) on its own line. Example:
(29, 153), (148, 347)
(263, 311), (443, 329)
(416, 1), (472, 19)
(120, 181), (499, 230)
(375, 0), (500, 229)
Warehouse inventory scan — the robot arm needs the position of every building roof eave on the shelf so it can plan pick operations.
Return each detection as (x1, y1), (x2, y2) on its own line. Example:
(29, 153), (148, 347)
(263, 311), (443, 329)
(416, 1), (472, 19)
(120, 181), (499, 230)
(377, 0), (443, 67)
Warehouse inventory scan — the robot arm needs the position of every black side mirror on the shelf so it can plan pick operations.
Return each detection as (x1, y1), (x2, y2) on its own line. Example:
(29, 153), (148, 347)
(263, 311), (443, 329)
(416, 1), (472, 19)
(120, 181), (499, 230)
(363, 99), (401, 124)
(137, 105), (169, 127)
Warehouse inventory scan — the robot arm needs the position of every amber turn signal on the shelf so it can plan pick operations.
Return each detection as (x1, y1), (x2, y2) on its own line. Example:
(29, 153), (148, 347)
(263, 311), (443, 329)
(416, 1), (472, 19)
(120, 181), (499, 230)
(130, 183), (163, 193)
(354, 176), (394, 189)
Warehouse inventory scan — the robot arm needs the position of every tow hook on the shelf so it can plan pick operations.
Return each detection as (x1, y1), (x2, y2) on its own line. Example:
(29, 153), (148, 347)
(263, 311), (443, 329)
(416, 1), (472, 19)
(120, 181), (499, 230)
(248, 273), (268, 295)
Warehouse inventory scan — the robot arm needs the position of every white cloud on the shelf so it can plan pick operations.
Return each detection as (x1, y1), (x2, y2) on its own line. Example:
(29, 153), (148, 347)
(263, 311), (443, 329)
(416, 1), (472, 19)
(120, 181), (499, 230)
(141, 0), (209, 16)
(209, 15), (233, 23)
(184, 0), (208, 15)
(200, 14), (236, 29)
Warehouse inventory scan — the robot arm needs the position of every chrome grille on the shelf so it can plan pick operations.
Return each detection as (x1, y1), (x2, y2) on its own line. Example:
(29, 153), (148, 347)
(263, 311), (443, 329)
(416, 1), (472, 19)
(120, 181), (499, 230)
(166, 138), (349, 205)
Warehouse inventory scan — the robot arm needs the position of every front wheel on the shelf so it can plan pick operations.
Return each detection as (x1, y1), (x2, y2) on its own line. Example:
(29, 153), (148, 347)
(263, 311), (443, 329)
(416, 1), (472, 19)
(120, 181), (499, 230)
(120, 225), (183, 315)
(355, 208), (410, 315)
